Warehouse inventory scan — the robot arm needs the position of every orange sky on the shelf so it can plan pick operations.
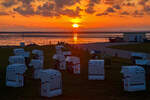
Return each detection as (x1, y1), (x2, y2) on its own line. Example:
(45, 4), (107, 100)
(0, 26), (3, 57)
(0, 0), (150, 32)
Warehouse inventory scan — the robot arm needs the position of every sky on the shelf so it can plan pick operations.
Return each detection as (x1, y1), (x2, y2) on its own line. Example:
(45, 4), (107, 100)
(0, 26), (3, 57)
(0, 0), (150, 32)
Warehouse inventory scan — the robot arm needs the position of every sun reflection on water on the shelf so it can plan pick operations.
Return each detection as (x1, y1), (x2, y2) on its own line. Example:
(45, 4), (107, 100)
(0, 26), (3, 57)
(73, 33), (78, 44)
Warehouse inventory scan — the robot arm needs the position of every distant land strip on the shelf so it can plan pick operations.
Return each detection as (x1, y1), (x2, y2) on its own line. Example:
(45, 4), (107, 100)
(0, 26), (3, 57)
(0, 31), (149, 34)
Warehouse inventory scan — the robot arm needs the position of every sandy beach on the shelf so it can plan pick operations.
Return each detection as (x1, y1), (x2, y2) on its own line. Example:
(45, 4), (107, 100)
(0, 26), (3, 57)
(76, 42), (138, 59)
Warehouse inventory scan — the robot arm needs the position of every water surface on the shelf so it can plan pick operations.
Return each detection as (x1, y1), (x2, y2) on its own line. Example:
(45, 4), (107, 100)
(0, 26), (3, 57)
(0, 32), (148, 46)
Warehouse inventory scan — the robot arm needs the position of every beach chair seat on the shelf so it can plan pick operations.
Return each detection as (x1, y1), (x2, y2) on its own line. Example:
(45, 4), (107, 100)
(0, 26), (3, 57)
(39, 69), (62, 98)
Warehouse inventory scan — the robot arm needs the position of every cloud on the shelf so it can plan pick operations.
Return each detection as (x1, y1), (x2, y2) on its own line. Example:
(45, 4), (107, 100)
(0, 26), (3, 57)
(96, 6), (116, 16)
(103, 0), (115, 5)
(1, 0), (35, 7)
(54, 0), (80, 9)
(139, 0), (149, 5)
(90, 0), (101, 4)
(36, 3), (56, 17)
(113, 5), (121, 9)
(35, 2), (82, 17)
(133, 10), (144, 17)
(103, 0), (123, 5)
(106, 7), (115, 13)
(0, 11), (9, 16)
(18, 0), (35, 6)
(11, 0), (81, 17)
(58, 7), (82, 17)
(13, 5), (35, 16)
(0, 0), (148, 18)
(144, 5), (150, 12)
(126, 3), (135, 6)
(85, 6), (95, 14)
(120, 11), (130, 15)
(8, 0), (35, 16)
(85, 0), (101, 14)
(96, 12), (108, 16)
(1, 0), (17, 7)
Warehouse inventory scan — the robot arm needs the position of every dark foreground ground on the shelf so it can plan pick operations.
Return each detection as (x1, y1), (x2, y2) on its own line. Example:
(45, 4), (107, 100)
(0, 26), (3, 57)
(0, 44), (150, 100)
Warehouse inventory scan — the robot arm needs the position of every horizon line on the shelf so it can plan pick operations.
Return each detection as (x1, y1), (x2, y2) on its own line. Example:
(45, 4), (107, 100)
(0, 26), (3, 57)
(0, 31), (150, 33)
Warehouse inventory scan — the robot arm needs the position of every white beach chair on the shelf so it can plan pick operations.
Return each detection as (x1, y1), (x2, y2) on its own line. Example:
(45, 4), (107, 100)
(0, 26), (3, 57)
(53, 54), (66, 70)
(88, 60), (105, 80)
(121, 66), (146, 92)
(39, 69), (62, 98)
(13, 48), (25, 55)
(32, 49), (44, 61)
(63, 51), (71, 57)
(32, 49), (43, 56)
(66, 56), (80, 74)
(55, 46), (63, 55)
(20, 42), (25, 47)
(9, 56), (25, 64)
(6, 64), (27, 87)
(13, 48), (30, 58)
(135, 60), (150, 66)
(29, 59), (43, 79)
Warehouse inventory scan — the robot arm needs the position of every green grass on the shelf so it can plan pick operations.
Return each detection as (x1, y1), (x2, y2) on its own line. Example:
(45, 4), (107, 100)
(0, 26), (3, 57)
(0, 45), (149, 100)
(109, 43), (150, 54)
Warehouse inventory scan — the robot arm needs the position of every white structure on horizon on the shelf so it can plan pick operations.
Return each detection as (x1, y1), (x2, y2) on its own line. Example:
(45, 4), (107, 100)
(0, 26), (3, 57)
(88, 60), (105, 80)
(9, 56), (25, 64)
(39, 69), (62, 98)
(66, 56), (80, 74)
(121, 66), (146, 92)
(124, 33), (145, 42)
(6, 64), (27, 87)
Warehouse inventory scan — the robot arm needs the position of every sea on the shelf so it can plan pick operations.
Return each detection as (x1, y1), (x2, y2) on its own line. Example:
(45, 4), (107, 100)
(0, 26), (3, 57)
(0, 32), (149, 46)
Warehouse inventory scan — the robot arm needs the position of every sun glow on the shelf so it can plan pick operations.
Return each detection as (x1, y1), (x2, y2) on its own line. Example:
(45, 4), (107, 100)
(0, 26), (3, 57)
(72, 24), (79, 28)
(71, 18), (81, 23)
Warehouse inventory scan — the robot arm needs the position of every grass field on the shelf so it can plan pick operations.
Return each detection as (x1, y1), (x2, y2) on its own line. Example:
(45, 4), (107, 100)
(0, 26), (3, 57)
(109, 43), (150, 54)
(0, 44), (149, 100)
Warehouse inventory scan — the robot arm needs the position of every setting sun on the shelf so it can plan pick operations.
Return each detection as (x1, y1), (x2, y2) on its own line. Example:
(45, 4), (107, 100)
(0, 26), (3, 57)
(72, 24), (79, 28)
